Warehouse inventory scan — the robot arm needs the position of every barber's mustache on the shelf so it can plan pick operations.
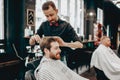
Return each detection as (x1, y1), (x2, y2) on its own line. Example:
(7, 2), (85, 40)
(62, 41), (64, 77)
(49, 20), (56, 23)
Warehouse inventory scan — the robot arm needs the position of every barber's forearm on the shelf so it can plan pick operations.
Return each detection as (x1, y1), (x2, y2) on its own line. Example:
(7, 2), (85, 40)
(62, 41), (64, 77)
(64, 41), (83, 49)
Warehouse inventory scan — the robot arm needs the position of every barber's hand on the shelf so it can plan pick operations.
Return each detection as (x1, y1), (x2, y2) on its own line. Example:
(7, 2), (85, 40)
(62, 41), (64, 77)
(53, 36), (66, 47)
(34, 35), (41, 43)
(29, 34), (41, 45)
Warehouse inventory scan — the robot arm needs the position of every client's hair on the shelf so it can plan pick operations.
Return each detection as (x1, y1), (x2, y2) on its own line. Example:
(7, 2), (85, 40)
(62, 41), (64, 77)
(40, 36), (57, 55)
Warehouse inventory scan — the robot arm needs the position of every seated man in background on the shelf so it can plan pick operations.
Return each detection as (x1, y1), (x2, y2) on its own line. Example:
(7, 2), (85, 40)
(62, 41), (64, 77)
(34, 36), (89, 80)
(91, 36), (120, 80)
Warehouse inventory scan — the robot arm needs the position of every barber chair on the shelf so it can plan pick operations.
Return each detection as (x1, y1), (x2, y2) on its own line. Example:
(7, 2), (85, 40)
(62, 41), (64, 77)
(66, 48), (92, 73)
(26, 58), (41, 70)
(118, 45), (120, 54)
(118, 44), (120, 57)
(94, 67), (109, 80)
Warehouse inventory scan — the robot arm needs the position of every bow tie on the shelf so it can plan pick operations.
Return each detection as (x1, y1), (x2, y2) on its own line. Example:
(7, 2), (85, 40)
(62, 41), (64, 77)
(50, 22), (59, 27)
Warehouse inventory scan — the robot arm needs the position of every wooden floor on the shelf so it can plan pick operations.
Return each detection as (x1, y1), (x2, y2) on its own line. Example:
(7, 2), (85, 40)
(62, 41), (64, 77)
(80, 68), (97, 80)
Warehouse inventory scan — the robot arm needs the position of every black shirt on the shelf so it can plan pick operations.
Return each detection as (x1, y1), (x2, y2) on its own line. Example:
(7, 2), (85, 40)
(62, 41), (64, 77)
(37, 18), (80, 42)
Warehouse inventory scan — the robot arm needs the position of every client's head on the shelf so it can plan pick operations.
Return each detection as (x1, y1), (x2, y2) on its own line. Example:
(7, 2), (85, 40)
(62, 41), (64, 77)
(100, 36), (111, 47)
(40, 36), (61, 60)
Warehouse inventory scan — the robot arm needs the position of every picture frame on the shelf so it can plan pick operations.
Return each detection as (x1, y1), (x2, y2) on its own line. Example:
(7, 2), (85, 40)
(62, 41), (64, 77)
(27, 9), (35, 26)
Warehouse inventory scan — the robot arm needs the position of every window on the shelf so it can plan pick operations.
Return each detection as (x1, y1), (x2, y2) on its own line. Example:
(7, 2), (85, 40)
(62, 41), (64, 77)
(0, 0), (4, 39)
(97, 8), (103, 25)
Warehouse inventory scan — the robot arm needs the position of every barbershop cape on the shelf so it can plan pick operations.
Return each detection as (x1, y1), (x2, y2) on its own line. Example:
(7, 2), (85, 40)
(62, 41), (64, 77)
(35, 57), (89, 80)
(91, 44), (120, 80)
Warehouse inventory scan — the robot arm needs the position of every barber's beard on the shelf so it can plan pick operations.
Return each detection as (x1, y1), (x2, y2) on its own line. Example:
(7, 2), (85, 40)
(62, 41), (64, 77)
(49, 18), (58, 24)
(50, 21), (56, 24)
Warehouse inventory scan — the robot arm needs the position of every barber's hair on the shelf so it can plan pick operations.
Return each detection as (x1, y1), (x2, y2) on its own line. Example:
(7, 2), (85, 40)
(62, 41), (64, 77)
(42, 1), (56, 10)
(40, 37), (57, 55)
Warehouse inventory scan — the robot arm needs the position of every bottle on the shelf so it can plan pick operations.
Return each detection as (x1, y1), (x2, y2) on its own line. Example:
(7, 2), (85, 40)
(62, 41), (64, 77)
(24, 27), (29, 37)
(28, 26), (33, 36)
(28, 26), (31, 36)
